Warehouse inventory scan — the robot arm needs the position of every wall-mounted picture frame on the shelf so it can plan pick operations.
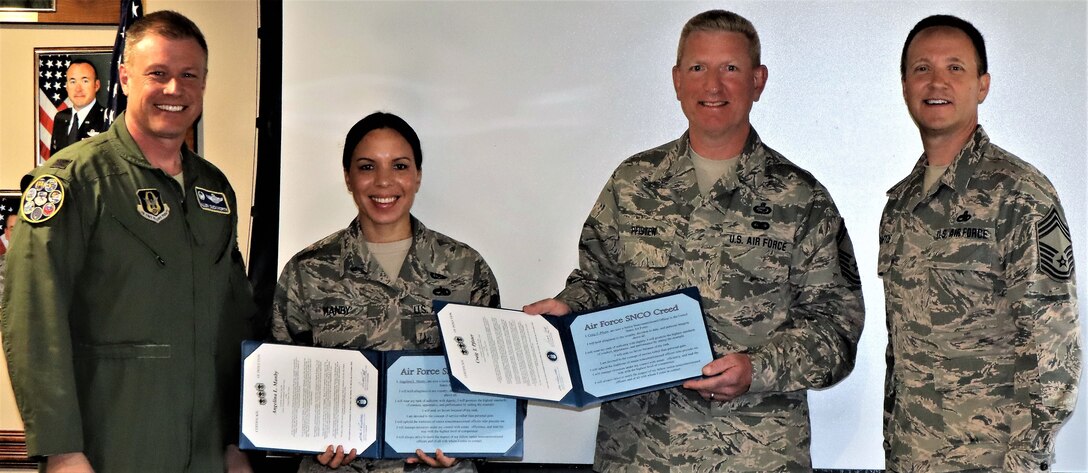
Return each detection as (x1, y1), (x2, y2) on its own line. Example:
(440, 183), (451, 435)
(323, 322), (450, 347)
(0, 430), (34, 470)
(0, 0), (118, 25)
(0, 0), (54, 13)
(34, 47), (112, 167)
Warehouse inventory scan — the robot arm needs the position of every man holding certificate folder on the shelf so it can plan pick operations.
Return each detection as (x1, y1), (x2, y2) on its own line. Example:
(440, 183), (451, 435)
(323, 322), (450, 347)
(525, 10), (865, 472)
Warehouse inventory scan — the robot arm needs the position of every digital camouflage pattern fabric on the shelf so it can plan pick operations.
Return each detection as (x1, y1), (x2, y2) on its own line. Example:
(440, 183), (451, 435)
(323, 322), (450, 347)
(558, 130), (865, 472)
(271, 216), (499, 473)
(880, 126), (1081, 472)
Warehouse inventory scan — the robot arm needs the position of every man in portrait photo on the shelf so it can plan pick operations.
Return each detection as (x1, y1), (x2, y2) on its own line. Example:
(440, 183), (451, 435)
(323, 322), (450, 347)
(49, 58), (107, 155)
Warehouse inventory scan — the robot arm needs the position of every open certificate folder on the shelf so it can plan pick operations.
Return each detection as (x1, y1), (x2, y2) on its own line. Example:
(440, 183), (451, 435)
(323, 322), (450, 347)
(239, 342), (524, 459)
(435, 287), (713, 408)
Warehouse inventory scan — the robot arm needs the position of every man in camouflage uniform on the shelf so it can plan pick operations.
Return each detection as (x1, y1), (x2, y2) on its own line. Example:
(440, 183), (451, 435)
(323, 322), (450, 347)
(881, 15), (1081, 472)
(271, 215), (499, 473)
(525, 10), (864, 472)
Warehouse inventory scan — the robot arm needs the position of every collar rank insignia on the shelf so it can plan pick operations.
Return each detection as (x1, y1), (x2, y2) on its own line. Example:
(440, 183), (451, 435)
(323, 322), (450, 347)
(1037, 207), (1074, 281)
(195, 187), (230, 214)
(136, 189), (170, 223)
(20, 175), (65, 223)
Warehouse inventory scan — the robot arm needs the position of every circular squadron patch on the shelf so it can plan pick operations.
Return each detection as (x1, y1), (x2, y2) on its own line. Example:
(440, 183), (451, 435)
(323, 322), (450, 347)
(20, 175), (65, 223)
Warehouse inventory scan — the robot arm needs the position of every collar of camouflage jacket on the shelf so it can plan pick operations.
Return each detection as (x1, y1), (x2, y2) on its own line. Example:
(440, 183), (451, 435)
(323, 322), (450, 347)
(341, 215), (426, 277)
(657, 128), (769, 199)
(887, 125), (990, 199)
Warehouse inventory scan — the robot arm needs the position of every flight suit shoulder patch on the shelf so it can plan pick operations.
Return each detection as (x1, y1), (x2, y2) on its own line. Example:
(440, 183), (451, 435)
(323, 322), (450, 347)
(20, 174), (65, 223)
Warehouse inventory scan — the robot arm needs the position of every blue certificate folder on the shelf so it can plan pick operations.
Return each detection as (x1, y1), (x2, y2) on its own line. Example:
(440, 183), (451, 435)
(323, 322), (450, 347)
(239, 341), (524, 459)
(435, 287), (713, 408)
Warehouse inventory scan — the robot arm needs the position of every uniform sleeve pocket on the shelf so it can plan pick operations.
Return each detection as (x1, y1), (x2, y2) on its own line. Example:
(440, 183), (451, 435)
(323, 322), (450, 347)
(877, 244), (895, 278)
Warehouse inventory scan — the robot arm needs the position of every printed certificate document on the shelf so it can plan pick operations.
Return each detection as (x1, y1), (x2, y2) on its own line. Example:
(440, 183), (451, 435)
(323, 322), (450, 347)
(435, 287), (712, 408)
(239, 342), (524, 459)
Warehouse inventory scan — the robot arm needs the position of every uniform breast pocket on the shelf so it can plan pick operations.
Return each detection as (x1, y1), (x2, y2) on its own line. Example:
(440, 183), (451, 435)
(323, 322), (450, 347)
(618, 233), (670, 296)
(718, 235), (790, 342)
(307, 299), (379, 346)
(721, 234), (790, 290)
(923, 239), (1011, 352)
(923, 239), (1000, 296)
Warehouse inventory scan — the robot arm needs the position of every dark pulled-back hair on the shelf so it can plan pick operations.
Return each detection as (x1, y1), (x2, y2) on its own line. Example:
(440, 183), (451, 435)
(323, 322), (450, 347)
(124, 10), (209, 64)
(342, 112), (423, 171)
(901, 14), (987, 79)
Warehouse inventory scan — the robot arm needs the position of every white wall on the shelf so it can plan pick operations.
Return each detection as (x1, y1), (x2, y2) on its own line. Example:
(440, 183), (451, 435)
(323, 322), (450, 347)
(280, 1), (1087, 469)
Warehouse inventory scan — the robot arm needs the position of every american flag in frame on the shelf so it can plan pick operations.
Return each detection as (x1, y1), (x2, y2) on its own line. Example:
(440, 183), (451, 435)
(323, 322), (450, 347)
(33, 46), (111, 167)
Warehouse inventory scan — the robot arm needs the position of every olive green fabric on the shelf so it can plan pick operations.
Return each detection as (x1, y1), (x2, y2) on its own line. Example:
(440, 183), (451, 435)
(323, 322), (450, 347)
(1, 112), (256, 472)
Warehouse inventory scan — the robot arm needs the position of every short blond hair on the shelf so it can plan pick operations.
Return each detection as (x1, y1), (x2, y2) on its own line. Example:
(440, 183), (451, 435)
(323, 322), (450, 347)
(676, 10), (761, 67)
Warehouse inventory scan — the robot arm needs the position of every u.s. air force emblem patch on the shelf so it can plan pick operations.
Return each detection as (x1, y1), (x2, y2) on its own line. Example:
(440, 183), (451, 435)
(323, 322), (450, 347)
(20, 175), (64, 223)
(195, 187), (230, 214)
(1037, 207), (1074, 281)
(136, 189), (170, 223)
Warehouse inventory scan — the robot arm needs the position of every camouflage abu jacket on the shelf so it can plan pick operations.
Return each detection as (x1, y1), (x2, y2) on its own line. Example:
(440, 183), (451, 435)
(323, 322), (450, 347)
(559, 129), (865, 472)
(271, 216), (499, 473)
(879, 126), (1081, 473)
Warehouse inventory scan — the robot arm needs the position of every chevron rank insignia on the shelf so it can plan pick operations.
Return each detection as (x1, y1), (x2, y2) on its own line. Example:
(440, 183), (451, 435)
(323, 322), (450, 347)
(1037, 207), (1074, 281)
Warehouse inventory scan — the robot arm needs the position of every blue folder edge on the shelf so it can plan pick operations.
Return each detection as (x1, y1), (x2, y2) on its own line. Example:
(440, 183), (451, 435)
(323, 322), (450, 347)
(238, 341), (383, 457)
(436, 286), (712, 409)
(434, 302), (582, 406)
(240, 341), (522, 459)
(378, 350), (525, 459)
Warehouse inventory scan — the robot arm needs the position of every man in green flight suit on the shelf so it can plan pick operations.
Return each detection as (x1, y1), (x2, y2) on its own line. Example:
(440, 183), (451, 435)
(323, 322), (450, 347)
(1, 10), (256, 473)
(525, 10), (865, 472)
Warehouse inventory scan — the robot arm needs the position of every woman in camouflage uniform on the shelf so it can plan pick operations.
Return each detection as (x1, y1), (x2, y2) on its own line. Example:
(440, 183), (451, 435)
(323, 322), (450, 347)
(270, 112), (501, 472)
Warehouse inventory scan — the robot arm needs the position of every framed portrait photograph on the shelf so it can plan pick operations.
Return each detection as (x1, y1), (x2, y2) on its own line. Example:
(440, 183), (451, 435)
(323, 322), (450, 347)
(1, 0), (118, 25)
(0, 429), (34, 469)
(0, 0), (54, 13)
(34, 47), (112, 167)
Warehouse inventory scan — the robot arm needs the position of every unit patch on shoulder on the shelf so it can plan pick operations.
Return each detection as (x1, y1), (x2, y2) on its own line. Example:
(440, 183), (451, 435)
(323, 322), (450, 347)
(1037, 207), (1074, 281)
(20, 175), (65, 223)
(195, 187), (230, 214)
(136, 188), (170, 223)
